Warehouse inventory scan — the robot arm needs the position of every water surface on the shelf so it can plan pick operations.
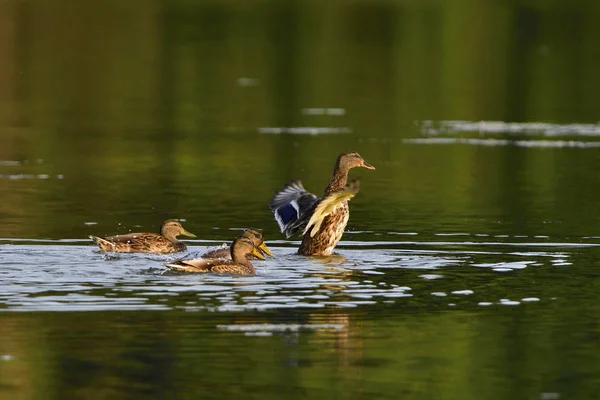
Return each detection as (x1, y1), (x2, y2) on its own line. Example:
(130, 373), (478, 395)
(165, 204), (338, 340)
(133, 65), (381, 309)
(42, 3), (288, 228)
(2, 0), (600, 398)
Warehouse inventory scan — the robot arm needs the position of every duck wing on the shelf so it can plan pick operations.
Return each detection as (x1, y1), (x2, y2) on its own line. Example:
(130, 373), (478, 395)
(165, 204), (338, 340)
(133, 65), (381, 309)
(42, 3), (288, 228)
(165, 257), (233, 273)
(89, 232), (168, 252)
(201, 246), (230, 259)
(303, 179), (360, 237)
(104, 232), (161, 244)
(270, 180), (319, 238)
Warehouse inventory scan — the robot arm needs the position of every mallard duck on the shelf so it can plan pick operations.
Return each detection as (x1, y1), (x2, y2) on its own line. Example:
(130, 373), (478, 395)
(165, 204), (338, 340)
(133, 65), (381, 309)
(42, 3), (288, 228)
(270, 151), (375, 256)
(165, 236), (265, 274)
(201, 228), (274, 259)
(89, 219), (196, 254)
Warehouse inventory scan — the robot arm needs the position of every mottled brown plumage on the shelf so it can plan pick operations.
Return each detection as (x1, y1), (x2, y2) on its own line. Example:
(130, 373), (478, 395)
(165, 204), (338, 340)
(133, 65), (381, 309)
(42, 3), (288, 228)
(270, 152), (375, 256)
(201, 229), (273, 260)
(89, 219), (196, 254)
(165, 236), (265, 274)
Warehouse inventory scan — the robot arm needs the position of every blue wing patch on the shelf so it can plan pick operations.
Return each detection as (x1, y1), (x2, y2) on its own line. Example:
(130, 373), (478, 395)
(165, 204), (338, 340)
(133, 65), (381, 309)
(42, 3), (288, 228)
(274, 201), (300, 233)
(277, 204), (298, 225)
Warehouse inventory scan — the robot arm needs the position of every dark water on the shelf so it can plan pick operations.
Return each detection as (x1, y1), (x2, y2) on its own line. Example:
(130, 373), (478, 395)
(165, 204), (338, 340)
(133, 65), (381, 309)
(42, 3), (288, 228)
(2, 0), (600, 398)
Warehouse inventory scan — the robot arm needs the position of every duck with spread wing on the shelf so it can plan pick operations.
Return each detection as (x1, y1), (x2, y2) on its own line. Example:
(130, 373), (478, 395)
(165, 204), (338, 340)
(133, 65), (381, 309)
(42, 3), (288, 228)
(270, 151), (375, 256)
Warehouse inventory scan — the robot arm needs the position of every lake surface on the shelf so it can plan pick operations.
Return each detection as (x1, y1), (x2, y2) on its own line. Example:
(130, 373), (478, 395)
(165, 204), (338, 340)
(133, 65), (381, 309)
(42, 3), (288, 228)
(2, 0), (600, 398)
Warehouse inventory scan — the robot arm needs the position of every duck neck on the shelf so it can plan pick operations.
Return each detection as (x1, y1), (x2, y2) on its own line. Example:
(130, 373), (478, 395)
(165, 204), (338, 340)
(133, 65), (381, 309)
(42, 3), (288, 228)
(232, 252), (256, 274)
(325, 163), (350, 195)
(162, 231), (180, 244)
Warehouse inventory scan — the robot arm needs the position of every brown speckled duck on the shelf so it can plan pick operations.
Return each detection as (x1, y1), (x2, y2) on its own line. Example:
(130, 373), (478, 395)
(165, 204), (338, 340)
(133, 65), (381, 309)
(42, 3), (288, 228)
(270, 151), (375, 256)
(201, 228), (273, 259)
(89, 219), (196, 254)
(165, 236), (265, 274)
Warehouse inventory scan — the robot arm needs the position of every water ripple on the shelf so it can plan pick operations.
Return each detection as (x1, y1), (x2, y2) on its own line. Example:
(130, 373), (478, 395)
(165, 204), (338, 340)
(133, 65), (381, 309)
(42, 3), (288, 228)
(0, 238), (588, 312)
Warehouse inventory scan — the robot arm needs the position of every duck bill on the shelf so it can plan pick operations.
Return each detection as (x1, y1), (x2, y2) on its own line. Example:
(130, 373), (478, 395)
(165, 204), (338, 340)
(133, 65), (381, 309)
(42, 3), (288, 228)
(361, 161), (375, 170)
(251, 247), (266, 260)
(258, 242), (274, 257)
(181, 229), (197, 238)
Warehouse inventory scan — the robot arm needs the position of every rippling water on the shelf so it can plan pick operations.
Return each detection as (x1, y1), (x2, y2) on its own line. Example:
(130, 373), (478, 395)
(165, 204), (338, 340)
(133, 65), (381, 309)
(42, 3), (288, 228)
(3, 235), (599, 398)
(5, 133), (600, 398)
(1, 235), (592, 312)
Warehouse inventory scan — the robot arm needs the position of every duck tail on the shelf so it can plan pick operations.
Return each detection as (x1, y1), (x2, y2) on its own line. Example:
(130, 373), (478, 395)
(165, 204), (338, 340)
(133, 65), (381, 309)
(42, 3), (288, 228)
(165, 258), (213, 273)
(88, 235), (116, 250)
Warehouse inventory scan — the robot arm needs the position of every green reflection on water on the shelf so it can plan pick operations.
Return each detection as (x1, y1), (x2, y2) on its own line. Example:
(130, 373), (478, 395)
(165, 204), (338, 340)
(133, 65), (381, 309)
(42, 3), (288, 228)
(1, 0), (600, 240)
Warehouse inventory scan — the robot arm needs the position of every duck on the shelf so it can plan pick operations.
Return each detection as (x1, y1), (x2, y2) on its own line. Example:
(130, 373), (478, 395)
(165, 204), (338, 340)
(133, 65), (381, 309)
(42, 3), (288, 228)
(165, 236), (265, 274)
(270, 151), (375, 256)
(201, 228), (274, 259)
(89, 219), (196, 254)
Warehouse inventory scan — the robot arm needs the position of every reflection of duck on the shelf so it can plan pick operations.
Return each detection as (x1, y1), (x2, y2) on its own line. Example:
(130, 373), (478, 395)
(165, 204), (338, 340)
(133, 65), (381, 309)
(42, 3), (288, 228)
(165, 236), (265, 274)
(201, 229), (273, 260)
(89, 219), (196, 254)
(270, 152), (375, 256)
(311, 254), (348, 266)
